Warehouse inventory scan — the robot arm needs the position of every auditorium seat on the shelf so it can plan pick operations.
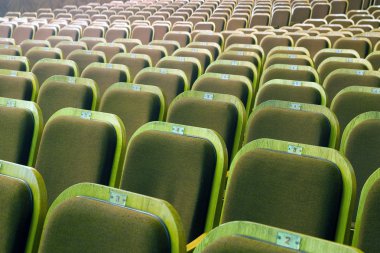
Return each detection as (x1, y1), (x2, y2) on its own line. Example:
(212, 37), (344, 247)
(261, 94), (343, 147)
(314, 48), (360, 68)
(47, 36), (73, 47)
(134, 67), (188, 108)
(25, 47), (63, 69)
(31, 58), (78, 87)
(20, 39), (50, 55)
(38, 183), (185, 253)
(256, 79), (326, 106)
(130, 44), (167, 66)
(37, 75), (98, 122)
(119, 121), (227, 244)
(224, 44), (264, 60)
(295, 36), (331, 58)
(244, 100), (339, 148)
(66, 49), (106, 75)
(263, 53), (314, 69)
(173, 48), (213, 72)
(167, 90), (246, 159)
(0, 55), (29, 71)
(366, 51), (380, 70)
(260, 35), (293, 55)
(260, 64), (319, 86)
(266, 46), (310, 58)
(92, 42), (126, 62)
(0, 69), (38, 101)
(35, 108), (126, 205)
(340, 111), (380, 217)
(150, 40), (181, 56)
(0, 97), (42, 166)
(12, 25), (35, 45)
(0, 160), (47, 253)
(110, 53), (151, 81)
(79, 37), (106, 50)
(224, 33), (257, 49)
(55, 41), (87, 59)
(194, 221), (361, 253)
(187, 42), (221, 60)
(333, 37), (372, 58)
(352, 168), (380, 253)
(113, 38), (141, 52)
(221, 138), (354, 243)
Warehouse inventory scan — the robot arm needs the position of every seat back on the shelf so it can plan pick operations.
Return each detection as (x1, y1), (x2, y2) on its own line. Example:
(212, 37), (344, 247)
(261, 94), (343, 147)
(221, 138), (355, 243)
(0, 97), (42, 166)
(25, 47), (63, 69)
(0, 160), (47, 253)
(167, 90), (246, 160)
(31, 59), (78, 87)
(0, 55), (29, 71)
(0, 69), (38, 101)
(313, 48), (360, 69)
(66, 49), (105, 75)
(38, 183), (185, 253)
(340, 111), (380, 217)
(92, 42), (126, 62)
(35, 108), (126, 205)
(120, 121), (227, 243)
(244, 100), (339, 148)
(260, 64), (319, 85)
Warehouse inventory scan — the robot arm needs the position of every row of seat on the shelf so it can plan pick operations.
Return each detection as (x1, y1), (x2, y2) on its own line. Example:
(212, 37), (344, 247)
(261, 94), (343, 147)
(1, 111), (379, 252)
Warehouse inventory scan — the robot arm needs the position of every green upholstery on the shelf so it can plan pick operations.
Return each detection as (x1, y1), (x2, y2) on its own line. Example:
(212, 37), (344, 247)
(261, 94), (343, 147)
(0, 70), (38, 101)
(120, 122), (227, 243)
(110, 53), (152, 81)
(66, 49), (105, 75)
(35, 108), (126, 205)
(221, 139), (355, 243)
(38, 183), (185, 253)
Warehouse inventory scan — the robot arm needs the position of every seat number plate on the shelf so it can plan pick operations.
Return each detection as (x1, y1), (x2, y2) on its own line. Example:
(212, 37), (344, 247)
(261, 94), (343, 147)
(276, 232), (301, 250)
(110, 190), (127, 207)
(287, 145), (303, 155)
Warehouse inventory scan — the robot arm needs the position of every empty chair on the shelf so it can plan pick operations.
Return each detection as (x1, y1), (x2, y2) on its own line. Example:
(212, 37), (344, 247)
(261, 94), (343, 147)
(314, 48), (360, 69)
(224, 34), (257, 49)
(35, 108), (126, 205)
(37, 75), (98, 122)
(34, 26), (57, 40)
(271, 8), (291, 28)
(110, 53), (151, 81)
(311, 2), (331, 19)
(366, 51), (380, 70)
(100, 83), (164, 141)
(113, 38), (141, 52)
(47, 36), (73, 48)
(12, 25), (35, 45)
(0, 97), (42, 165)
(119, 121), (227, 244)
(220, 138), (354, 243)
(260, 64), (319, 86)
(318, 57), (372, 85)
(266, 46), (310, 58)
(334, 37), (372, 58)
(173, 48), (212, 72)
(105, 27), (129, 42)
(20, 39), (50, 55)
(25, 47), (63, 69)
(324, 69), (380, 106)
(38, 183), (185, 253)
(250, 13), (271, 27)
(192, 73), (253, 111)
(206, 60), (258, 91)
(187, 42), (222, 61)
(81, 62), (130, 98)
(83, 26), (105, 38)
(0, 160), (47, 253)
(331, 86), (380, 145)
(226, 18), (248, 31)
(340, 111), (380, 218)
(296, 36), (331, 58)
(195, 221), (361, 253)
(260, 35), (293, 55)
(58, 27), (81, 41)
(156, 56), (201, 87)
(256, 79), (326, 106)
(164, 31), (192, 47)
(0, 55), (29, 71)
(134, 67), (188, 107)
(149, 40), (181, 56)
(56, 41), (88, 59)
(290, 6), (312, 25)
(130, 45), (167, 66)
(353, 168), (380, 253)
(66, 49), (106, 75)
(217, 50), (262, 77)
(131, 26), (154, 45)
(167, 90), (246, 160)
(0, 23), (14, 38)
(244, 100), (339, 148)
(0, 70), (38, 101)
(92, 42), (126, 62)
(263, 53), (314, 70)
(224, 44), (264, 60)
(32, 59), (78, 88)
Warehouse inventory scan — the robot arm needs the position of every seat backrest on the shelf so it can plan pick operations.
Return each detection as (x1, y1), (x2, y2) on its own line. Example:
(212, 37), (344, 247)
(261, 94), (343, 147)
(318, 57), (372, 84)
(99, 82), (164, 142)
(12, 25), (35, 45)
(0, 160), (47, 253)
(173, 48), (213, 73)
(110, 52), (152, 80)
(353, 168), (380, 253)
(20, 39), (50, 55)
(25, 47), (63, 69)
(333, 37), (372, 58)
(0, 55), (29, 71)
(260, 35), (293, 55)
(340, 111), (380, 218)
(263, 53), (314, 69)
(365, 51), (380, 71)
(81, 62), (130, 98)
(156, 56), (202, 87)
(256, 79), (326, 106)
(130, 44), (168, 66)
(131, 25), (154, 45)
(37, 75), (98, 122)
(31, 59), (78, 87)
(134, 67), (188, 108)
(295, 36), (331, 58)
(192, 72), (253, 111)
(323, 69), (380, 106)
(260, 64), (319, 85)
(38, 183), (185, 253)
(313, 48), (360, 69)
(0, 97), (42, 166)
(0, 69), (38, 101)
(244, 100), (339, 148)
(120, 121), (227, 243)
(92, 42), (126, 62)
(35, 108), (126, 205)
(221, 138), (355, 243)
(56, 41), (88, 59)
(167, 90), (246, 160)
(195, 221), (362, 253)
(66, 49), (105, 75)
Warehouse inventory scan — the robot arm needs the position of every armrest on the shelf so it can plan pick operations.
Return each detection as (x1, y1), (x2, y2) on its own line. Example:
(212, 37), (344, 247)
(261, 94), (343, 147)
(186, 233), (207, 253)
